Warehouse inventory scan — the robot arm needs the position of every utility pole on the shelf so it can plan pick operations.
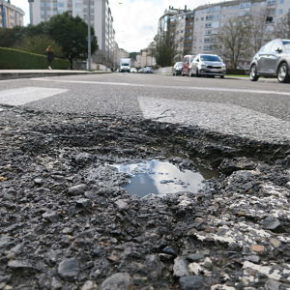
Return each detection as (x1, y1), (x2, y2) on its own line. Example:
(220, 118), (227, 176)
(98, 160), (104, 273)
(87, 0), (92, 71)
(28, 0), (34, 25)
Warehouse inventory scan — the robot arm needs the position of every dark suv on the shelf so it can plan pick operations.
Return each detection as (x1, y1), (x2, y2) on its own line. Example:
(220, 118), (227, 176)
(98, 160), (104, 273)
(250, 39), (290, 83)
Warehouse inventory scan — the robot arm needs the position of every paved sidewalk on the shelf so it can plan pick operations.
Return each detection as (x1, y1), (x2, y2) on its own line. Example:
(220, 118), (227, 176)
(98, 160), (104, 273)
(0, 69), (110, 80)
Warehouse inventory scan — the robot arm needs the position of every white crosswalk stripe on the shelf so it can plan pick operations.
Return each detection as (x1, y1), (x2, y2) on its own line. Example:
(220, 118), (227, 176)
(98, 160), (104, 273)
(138, 96), (290, 143)
(0, 87), (68, 106)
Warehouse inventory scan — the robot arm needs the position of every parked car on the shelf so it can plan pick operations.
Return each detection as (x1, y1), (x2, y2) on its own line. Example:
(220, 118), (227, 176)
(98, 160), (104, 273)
(138, 68), (144, 73)
(172, 62), (183, 76)
(190, 54), (226, 78)
(249, 39), (290, 83)
(181, 55), (195, 76)
(130, 67), (137, 73)
(143, 66), (153, 73)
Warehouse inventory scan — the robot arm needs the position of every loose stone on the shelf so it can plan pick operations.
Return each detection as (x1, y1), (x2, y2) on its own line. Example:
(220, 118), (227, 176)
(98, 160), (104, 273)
(261, 216), (281, 230)
(173, 257), (190, 277)
(100, 273), (131, 290)
(57, 258), (79, 280)
(68, 184), (87, 195)
(250, 244), (265, 253)
(179, 275), (205, 290)
(81, 280), (98, 290)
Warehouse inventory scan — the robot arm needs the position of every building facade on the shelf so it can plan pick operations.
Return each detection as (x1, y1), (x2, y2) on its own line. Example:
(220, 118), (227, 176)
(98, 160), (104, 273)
(30, 0), (116, 65)
(158, 6), (189, 61)
(0, 0), (24, 28)
(136, 42), (156, 68)
(192, 0), (269, 55)
(158, 0), (290, 66)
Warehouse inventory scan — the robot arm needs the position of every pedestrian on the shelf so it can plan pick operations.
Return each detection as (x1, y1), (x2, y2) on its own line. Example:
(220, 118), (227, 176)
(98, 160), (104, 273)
(46, 46), (54, 70)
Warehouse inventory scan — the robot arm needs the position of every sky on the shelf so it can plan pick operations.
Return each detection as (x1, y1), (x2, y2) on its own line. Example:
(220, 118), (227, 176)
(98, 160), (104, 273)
(11, 0), (221, 52)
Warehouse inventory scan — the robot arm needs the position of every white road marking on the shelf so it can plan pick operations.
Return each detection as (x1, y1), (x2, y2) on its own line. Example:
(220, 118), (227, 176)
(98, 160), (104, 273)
(138, 96), (290, 143)
(32, 78), (290, 97)
(0, 87), (68, 106)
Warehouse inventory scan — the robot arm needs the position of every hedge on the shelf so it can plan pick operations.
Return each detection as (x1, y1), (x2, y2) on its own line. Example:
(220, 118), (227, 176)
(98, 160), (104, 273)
(226, 69), (248, 75)
(0, 47), (69, 69)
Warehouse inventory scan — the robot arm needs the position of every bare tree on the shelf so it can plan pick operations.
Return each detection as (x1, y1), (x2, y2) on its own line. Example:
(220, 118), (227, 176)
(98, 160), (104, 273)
(249, 8), (272, 54)
(217, 16), (252, 69)
(273, 12), (290, 39)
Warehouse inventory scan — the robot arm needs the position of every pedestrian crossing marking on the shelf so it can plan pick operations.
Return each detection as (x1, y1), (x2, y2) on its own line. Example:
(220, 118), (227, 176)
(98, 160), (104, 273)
(0, 87), (68, 106)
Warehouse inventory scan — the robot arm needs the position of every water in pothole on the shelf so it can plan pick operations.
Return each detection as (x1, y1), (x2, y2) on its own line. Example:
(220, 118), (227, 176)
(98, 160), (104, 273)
(114, 159), (213, 197)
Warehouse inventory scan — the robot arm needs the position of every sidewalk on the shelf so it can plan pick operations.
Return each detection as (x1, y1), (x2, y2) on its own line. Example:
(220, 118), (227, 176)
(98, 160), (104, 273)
(0, 69), (110, 80)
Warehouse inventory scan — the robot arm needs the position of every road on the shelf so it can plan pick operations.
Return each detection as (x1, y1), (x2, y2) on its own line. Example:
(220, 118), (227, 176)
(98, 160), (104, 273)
(0, 73), (290, 143)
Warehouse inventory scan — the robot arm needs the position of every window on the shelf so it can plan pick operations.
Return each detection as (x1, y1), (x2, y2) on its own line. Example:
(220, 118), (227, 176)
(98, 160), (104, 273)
(200, 55), (221, 61)
(266, 16), (273, 23)
(283, 40), (290, 51)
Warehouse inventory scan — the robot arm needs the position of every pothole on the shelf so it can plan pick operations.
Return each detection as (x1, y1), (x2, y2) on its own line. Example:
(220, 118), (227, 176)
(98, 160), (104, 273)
(114, 159), (216, 197)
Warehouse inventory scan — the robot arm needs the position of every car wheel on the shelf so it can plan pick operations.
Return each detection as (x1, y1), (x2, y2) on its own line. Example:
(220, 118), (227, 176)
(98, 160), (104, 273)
(277, 62), (290, 83)
(220, 75), (224, 79)
(249, 65), (259, 81)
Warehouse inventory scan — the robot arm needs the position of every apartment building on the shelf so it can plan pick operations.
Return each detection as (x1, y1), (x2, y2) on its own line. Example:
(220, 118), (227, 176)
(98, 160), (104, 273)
(0, 0), (24, 28)
(136, 42), (156, 68)
(192, 0), (270, 55)
(30, 0), (116, 65)
(159, 0), (290, 65)
(158, 6), (194, 61)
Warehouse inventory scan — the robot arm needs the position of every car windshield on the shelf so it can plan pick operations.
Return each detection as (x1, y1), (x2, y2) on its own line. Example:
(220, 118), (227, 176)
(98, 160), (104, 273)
(200, 55), (221, 62)
(122, 64), (129, 66)
(283, 41), (290, 51)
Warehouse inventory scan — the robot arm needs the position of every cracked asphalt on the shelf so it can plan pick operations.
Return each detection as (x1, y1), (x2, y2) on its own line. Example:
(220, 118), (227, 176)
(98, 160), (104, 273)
(1, 73), (290, 290)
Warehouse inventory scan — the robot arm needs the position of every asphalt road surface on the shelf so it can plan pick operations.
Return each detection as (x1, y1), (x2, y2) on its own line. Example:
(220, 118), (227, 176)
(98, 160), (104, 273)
(0, 73), (290, 143)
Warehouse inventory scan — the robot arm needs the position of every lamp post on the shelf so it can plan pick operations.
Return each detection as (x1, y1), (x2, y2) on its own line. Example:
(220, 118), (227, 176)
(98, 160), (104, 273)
(87, 0), (92, 71)
(28, 0), (34, 25)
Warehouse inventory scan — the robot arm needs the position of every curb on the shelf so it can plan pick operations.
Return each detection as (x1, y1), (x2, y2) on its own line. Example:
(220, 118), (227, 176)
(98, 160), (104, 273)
(0, 70), (111, 80)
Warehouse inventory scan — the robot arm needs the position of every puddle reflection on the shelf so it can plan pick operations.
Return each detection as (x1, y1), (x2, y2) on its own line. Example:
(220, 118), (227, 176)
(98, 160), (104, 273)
(114, 159), (207, 197)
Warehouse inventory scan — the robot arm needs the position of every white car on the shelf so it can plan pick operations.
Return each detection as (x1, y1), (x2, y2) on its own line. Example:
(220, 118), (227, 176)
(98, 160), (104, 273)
(130, 67), (137, 73)
(190, 54), (226, 78)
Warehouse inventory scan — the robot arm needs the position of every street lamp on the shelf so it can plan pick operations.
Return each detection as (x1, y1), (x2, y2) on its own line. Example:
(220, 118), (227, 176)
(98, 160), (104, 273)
(28, 0), (34, 25)
(87, 0), (92, 71)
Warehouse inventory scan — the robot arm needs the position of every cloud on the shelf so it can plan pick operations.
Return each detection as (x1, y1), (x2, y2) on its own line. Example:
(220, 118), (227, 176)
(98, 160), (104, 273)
(110, 0), (166, 51)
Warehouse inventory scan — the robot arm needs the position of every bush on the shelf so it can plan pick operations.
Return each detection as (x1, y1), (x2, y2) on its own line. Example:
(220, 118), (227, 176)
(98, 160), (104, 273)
(0, 47), (69, 69)
(13, 35), (64, 58)
(226, 69), (247, 75)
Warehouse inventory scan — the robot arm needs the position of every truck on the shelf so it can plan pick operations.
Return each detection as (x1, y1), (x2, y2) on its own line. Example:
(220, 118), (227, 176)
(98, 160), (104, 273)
(119, 58), (131, 72)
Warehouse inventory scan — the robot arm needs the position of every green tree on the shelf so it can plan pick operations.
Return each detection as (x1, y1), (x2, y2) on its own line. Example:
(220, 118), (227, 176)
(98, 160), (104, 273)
(155, 31), (176, 67)
(47, 12), (97, 68)
(0, 26), (25, 47)
(129, 52), (138, 61)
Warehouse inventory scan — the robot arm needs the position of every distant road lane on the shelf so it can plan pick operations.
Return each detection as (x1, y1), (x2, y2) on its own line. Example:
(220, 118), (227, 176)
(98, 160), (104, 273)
(0, 73), (289, 143)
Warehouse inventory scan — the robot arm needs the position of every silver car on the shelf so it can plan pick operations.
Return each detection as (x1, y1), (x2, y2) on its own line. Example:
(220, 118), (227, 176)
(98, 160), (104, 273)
(190, 54), (226, 78)
(249, 39), (290, 83)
